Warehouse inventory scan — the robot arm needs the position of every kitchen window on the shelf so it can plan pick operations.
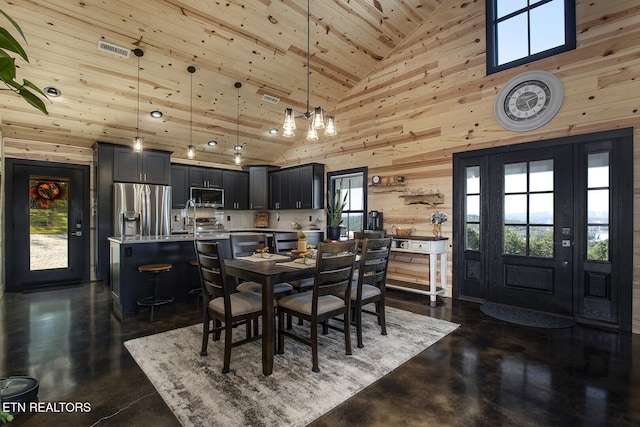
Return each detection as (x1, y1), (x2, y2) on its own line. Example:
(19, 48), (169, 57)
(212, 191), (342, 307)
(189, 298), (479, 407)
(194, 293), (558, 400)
(486, 0), (576, 74)
(327, 167), (368, 239)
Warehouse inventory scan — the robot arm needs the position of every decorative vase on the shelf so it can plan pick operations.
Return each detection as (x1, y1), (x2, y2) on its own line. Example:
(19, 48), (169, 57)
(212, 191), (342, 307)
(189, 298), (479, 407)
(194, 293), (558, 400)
(433, 223), (442, 238)
(297, 239), (308, 252)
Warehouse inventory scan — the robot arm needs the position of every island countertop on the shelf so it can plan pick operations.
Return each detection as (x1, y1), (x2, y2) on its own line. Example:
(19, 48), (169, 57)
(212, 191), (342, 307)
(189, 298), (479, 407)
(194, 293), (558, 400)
(107, 228), (322, 244)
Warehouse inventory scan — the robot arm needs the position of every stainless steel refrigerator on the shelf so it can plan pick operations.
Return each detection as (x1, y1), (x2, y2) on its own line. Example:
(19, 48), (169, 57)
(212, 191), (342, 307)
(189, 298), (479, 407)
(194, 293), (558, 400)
(113, 182), (172, 237)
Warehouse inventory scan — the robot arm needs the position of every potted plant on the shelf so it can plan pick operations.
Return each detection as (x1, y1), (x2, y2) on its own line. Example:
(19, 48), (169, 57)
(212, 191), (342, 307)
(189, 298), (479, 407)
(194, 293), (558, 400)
(296, 230), (308, 252)
(0, 9), (49, 114)
(327, 191), (347, 240)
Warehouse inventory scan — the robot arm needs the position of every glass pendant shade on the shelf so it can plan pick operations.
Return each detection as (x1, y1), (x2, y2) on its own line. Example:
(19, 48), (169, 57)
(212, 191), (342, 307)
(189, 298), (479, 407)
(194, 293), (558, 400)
(306, 121), (319, 141)
(234, 151), (242, 165)
(187, 144), (195, 159)
(283, 127), (295, 138)
(312, 107), (325, 129)
(283, 108), (296, 137)
(133, 136), (144, 152)
(324, 116), (337, 136)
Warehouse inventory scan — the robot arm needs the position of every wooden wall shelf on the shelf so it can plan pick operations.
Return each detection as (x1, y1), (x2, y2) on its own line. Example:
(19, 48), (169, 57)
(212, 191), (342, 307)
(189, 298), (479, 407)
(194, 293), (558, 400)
(369, 183), (407, 193)
(398, 193), (445, 205)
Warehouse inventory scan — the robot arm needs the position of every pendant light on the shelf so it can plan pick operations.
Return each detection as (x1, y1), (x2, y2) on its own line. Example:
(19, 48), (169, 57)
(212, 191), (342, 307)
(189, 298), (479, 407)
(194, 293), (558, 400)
(234, 82), (242, 165)
(281, 0), (337, 140)
(132, 48), (144, 152)
(187, 65), (196, 159)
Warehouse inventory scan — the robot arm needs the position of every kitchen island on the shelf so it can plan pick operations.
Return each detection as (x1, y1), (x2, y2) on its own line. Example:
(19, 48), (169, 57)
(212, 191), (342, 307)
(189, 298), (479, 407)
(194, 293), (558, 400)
(108, 230), (323, 320)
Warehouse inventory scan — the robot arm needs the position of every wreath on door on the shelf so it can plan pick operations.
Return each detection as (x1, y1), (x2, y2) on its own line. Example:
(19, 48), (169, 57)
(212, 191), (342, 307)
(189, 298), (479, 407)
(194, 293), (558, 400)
(29, 181), (65, 208)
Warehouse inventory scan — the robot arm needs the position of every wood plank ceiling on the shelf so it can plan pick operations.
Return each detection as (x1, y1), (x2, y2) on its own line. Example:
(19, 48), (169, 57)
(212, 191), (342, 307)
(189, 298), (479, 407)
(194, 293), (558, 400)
(0, 0), (442, 166)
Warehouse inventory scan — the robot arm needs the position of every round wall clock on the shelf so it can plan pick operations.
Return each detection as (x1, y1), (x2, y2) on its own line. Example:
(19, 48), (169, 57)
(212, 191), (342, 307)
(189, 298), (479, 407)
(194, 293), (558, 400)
(494, 70), (564, 132)
(371, 175), (381, 185)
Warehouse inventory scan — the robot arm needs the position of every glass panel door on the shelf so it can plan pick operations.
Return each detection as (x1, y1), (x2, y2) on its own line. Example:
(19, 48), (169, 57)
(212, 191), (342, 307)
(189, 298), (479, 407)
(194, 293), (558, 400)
(29, 176), (70, 270)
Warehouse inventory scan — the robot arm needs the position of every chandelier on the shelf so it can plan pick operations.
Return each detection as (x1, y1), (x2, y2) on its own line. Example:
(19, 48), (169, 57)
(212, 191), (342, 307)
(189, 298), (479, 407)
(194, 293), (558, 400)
(282, 0), (337, 141)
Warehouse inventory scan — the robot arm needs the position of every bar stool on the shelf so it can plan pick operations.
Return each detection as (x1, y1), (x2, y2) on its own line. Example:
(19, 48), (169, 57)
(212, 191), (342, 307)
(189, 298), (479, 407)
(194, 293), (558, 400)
(137, 263), (174, 321)
(188, 259), (204, 308)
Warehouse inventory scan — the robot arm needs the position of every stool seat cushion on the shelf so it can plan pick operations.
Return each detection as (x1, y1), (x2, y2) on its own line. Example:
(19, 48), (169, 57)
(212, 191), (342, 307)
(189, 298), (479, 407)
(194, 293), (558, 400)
(209, 292), (262, 316)
(338, 283), (382, 300)
(138, 263), (172, 273)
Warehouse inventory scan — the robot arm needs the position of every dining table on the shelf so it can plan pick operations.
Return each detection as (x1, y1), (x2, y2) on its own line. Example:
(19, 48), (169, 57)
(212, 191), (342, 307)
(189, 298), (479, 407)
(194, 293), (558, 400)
(224, 256), (316, 375)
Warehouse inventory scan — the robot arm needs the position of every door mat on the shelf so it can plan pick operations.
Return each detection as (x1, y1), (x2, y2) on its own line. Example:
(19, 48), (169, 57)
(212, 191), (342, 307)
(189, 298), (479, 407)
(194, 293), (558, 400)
(480, 303), (576, 329)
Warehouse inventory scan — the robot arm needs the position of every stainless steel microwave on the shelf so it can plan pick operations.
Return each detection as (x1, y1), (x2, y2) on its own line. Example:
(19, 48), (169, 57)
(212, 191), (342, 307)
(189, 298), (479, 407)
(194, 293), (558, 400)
(190, 187), (224, 208)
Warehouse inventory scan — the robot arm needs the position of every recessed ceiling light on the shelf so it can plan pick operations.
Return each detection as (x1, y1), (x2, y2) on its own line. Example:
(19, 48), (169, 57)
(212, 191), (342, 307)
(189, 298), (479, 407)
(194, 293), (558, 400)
(269, 127), (278, 134)
(44, 87), (61, 97)
(150, 110), (163, 118)
(208, 140), (218, 146)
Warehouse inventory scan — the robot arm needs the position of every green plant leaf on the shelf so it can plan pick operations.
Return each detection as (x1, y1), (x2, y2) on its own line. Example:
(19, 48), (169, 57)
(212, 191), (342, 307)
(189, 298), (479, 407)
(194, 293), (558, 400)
(0, 8), (26, 41)
(0, 27), (28, 61)
(0, 54), (16, 80)
(18, 85), (49, 114)
(22, 78), (49, 98)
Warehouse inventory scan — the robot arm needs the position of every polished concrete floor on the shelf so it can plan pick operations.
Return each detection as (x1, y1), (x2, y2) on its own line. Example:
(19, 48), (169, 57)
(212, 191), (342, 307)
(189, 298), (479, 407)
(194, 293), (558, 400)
(1, 282), (638, 426)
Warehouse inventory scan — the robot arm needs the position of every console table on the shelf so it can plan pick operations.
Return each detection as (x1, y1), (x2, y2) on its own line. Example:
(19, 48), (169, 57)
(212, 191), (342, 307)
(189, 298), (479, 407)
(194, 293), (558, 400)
(387, 236), (448, 307)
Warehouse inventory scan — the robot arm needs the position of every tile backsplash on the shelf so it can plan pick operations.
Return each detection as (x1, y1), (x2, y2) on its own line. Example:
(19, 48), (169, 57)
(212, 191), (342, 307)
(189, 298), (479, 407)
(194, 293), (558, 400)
(171, 208), (324, 232)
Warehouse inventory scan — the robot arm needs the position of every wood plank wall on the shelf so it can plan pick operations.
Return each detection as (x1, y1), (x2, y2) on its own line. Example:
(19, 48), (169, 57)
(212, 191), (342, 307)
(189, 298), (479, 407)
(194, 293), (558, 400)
(275, 0), (640, 333)
(1, 0), (639, 333)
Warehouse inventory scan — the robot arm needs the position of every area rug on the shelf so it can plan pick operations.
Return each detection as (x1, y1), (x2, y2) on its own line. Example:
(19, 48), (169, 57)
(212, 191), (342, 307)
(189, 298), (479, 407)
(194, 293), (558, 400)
(124, 306), (459, 426)
(480, 302), (577, 329)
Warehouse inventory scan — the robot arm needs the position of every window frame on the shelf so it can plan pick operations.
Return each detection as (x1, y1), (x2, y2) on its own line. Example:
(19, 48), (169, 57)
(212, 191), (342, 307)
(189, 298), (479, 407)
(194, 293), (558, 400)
(327, 167), (368, 239)
(486, 0), (576, 75)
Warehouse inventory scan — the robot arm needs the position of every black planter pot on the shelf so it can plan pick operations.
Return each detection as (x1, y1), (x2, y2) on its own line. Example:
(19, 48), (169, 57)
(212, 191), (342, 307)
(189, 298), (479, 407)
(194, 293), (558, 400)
(326, 226), (341, 241)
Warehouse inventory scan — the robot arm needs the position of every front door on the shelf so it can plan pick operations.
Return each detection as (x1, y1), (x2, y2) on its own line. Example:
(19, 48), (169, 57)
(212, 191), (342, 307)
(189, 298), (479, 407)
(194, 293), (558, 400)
(4, 159), (90, 290)
(453, 129), (633, 330)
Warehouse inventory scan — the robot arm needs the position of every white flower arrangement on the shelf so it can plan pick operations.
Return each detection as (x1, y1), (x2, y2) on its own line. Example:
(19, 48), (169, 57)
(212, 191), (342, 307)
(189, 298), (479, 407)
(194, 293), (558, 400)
(430, 212), (448, 225)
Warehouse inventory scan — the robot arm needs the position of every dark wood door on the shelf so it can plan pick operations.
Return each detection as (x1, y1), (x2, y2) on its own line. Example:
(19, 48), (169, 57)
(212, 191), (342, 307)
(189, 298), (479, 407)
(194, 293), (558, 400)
(5, 159), (90, 289)
(453, 129), (633, 330)
(489, 145), (574, 314)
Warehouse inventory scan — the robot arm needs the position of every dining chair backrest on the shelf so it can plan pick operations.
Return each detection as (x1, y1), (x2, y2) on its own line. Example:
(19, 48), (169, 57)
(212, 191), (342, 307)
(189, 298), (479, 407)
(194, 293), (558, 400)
(353, 231), (385, 240)
(194, 240), (234, 309)
(273, 231), (299, 254)
(356, 237), (392, 290)
(229, 233), (269, 258)
(312, 240), (358, 305)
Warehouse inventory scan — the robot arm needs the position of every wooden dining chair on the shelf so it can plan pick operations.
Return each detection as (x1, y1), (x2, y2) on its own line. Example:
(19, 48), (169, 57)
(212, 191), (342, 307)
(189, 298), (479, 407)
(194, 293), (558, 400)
(195, 240), (263, 374)
(277, 240), (357, 372)
(274, 231), (313, 294)
(341, 237), (392, 348)
(229, 233), (293, 296)
(353, 230), (385, 240)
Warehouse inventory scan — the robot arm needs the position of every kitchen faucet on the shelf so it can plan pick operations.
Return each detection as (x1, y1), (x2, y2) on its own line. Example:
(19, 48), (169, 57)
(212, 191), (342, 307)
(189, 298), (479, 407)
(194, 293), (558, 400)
(185, 198), (197, 235)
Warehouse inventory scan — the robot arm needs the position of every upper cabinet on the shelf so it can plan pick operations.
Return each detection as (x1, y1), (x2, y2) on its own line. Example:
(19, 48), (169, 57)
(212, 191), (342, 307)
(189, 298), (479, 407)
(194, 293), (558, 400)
(170, 164), (189, 208)
(223, 170), (249, 210)
(249, 166), (278, 210)
(189, 166), (222, 188)
(269, 163), (324, 210)
(112, 146), (171, 185)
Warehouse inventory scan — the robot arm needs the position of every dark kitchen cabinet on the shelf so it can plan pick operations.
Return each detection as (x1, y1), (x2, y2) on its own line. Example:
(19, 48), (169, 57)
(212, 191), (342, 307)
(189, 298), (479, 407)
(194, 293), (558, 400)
(223, 170), (249, 210)
(269, 163), (324, 210)
(189, 166), (222, 188)
(170, 164), (189, 208)
(249, 165), (278, 210)
(112, 146), (170, 185)
(269, 169), (288, 209)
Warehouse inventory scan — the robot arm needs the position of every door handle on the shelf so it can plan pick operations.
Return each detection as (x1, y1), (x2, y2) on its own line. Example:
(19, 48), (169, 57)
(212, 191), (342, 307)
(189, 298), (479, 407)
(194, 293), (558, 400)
(72, 231), (83, 237)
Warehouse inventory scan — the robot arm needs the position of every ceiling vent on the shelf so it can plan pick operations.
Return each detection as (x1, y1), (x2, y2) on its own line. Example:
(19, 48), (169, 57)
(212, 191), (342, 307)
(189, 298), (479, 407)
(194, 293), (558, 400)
(97, 41), (131, 58)
(261, 94), (280, 104)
